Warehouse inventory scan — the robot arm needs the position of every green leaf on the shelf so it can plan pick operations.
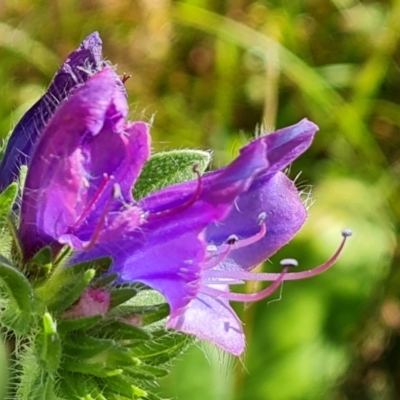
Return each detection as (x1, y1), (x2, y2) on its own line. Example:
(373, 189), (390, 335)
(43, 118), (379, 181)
(131, 330), (192, 365)
(62, 359), (123, 377)
(95, 320), (152, 341)
(58, 315), (103, 333)
(64, 333), (115, 359)
(113, 303), (169, 326)
(93, 273), (119, 288)
(28, 246), (53, 273)
(36, 268), (96, 313)
(125, 364), (168, 380)
(59, 372), (104, 399)
(0, 255), (34, 333)
(0, 183), (17, 227)
(109, 287), (139, 308)
(100, 375), (144, 399)
(36, 313), (61, 374)
(34, 257), (111, 313)
(134, 149), (211, 199)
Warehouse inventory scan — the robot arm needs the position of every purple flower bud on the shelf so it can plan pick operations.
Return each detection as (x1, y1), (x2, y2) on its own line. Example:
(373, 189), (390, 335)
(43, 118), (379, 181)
(0, 32), (124, 191)
(63, 288), (110, 319)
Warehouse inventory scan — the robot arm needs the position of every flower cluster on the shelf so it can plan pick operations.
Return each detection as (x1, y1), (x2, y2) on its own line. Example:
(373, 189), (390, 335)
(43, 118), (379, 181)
(1, 32), (351, 360)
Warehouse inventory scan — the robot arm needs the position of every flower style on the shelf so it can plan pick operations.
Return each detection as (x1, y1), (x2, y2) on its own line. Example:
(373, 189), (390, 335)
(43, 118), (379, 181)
(0, 31), (124, 192)
(12, 52), (350, 356)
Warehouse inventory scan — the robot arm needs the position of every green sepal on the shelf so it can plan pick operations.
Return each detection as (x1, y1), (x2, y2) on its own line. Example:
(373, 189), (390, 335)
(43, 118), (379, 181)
(62, 359), (123, 377)
(34, 256), (111, 313)
(19, 373), (59, 400)
(64, 333), (115, 359)
(134, 149), (212, 199)
(100, 375), (146, 399)
(131, 330), (192, 365)
(0, 182), (17, 227)
(58, 314), (103, 333)
(113, 303), (169, 325)
(28, 246), (53, 277)
(125, 364), (168, 380)
(35, 312), (61, 374)
(95, 320), (152, 341)
(93, 273), (119, 288)
(36, 268), (96, 313)
(0, 255), (34, 334)
(60, 372), (105, 399)
(109, 286), (139, 309)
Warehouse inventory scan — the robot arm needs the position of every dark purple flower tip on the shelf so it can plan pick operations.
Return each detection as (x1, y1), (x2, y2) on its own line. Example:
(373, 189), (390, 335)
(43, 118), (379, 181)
(0, 32), (124, 191)
(63, 288), (110, 319)
(19, 68), (150, 259)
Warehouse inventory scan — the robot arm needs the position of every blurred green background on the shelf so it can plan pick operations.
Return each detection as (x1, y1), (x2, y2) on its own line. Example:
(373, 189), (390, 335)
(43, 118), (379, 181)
(0, 0), (399, 399)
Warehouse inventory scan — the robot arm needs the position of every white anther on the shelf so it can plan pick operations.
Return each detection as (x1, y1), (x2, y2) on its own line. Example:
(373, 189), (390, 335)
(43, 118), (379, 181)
(82, 177), (90, 188)
(280, 258), (299, 268)
(341, 228), (353, 238)
(258, 212), (267, 224)
(206, 244), (218, 252)
(112, 183), (122, 199)
(227, 234), (239, 244)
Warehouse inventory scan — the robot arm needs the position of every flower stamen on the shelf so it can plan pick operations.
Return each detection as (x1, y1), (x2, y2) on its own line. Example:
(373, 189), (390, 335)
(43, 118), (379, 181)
(202, 263), (291, 303)
(206, 229), (352, 282)
(147, 164), (203, 222)
(70, 173), (113, 233)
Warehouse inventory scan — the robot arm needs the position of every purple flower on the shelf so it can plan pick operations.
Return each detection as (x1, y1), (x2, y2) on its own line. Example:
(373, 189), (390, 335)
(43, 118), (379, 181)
(0, 32), (124, 191)
(19, 67), (147, 259)
(17, 57), (350, 355)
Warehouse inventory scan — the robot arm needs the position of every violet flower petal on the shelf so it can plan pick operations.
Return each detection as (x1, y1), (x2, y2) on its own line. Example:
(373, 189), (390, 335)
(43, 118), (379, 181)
(19, 68), (150, 258)
(167, 290), (245, 356)
(205, 171), (307, 271)
(0, 32), (123, 191)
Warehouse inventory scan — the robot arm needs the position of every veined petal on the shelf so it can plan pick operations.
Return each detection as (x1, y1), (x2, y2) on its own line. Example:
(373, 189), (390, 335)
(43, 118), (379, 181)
(0, 32), (125, 191)
(167, 290), (245, 356)
(205, 172), (307, 271)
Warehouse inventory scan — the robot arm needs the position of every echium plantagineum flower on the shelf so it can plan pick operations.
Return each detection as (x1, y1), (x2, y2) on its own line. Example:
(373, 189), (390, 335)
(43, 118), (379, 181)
(0, 31), (124, 192)
(13, 51), (351, 356)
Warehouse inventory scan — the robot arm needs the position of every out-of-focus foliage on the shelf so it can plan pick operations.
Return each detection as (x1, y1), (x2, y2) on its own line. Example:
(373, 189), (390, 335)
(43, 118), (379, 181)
(0, 0), (399, 399)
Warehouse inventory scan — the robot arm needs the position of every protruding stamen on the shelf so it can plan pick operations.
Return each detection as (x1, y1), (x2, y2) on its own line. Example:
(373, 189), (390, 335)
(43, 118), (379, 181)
(82, 193), (114, 251)
(342, 228), (353, 237)
(205, 230), (352, 282)
(202, 244), (232, 271)
(147, 164), (203, 222)
(70, 174), (112, 233)
(229, 223), (267, 251)
(202, 265), (289, 303)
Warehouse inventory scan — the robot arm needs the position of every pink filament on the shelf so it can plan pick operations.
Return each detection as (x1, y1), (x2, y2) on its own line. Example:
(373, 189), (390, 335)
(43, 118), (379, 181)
(203, 222), (267, 271)
(201, 266), (289, 303)
(70, 174), (112, 233)
(147, 164), (203, 222)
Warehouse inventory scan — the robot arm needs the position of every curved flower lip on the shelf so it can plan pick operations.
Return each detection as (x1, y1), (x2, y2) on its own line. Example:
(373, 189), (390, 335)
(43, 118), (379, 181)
(19, 68), (150, 259)
(0, 31), (124, 192)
